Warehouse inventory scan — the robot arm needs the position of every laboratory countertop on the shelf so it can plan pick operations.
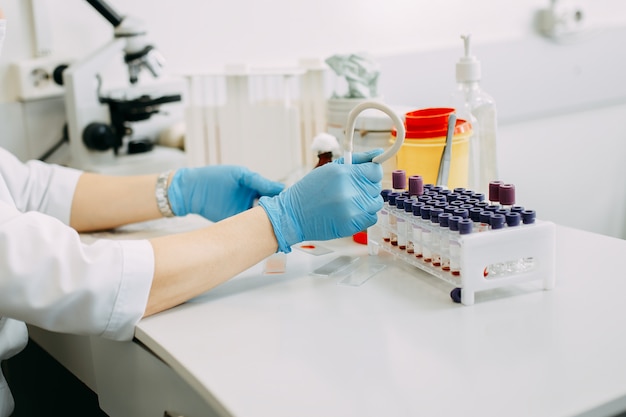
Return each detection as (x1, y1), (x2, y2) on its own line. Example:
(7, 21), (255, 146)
(130, 220), (626, 417)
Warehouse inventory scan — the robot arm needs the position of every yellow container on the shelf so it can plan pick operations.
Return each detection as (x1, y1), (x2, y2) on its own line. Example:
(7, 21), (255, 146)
(393, 108), (472, 190)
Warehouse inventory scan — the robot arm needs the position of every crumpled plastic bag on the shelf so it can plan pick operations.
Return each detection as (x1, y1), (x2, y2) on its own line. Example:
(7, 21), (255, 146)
(325, 53), (380, 99)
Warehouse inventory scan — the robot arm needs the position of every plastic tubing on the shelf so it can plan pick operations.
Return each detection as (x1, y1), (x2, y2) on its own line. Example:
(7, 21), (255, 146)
(343, 101), (406, 165)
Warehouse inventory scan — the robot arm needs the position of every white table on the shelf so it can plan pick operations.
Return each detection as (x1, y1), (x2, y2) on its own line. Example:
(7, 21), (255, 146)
(31, 221), (626, 417)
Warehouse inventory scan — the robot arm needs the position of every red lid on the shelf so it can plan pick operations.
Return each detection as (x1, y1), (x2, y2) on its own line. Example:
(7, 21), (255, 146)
(405, 108), (455, 131)
(392, 118), (472, 139)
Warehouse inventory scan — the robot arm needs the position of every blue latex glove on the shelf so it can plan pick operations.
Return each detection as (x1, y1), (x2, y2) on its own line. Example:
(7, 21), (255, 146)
(168, 165), (285, 222)
(258, 149), (384, 253)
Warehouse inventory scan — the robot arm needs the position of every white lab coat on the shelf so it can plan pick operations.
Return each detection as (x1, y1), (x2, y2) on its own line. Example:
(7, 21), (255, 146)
(0, 147), (155, 416)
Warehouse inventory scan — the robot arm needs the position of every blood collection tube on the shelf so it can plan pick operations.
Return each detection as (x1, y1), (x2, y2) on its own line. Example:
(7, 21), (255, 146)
(439, 189), (452, 200)
(432, 195), (448, 203)
(450, 218), (473, 277)
(478, 211), (493, 232)
(402, 196), (417, 251)
(510, 205), (524, 214)
(429, 208), (444, 267)
(453, 208), (469, 219)
(498, 183), (515, 210)
(411, 202), (425, 258)
(490, 213), (505, 230)
(521, 209), (536, 225)
(456, 195), (471, 204)
(390, 170), (407, 247)
(461, 189), (474, 199)
(474, 201), (489, 210)
(418, 195), (432, 204)
(392, 170), (407, 192)
(448, 216), (460, 275)
(505, 211), (521, 227)
(446, 192), (460, 203)
(495, 208), (509, 217)
(379, 189), (392, 243)
(469, 207), (483, 231)
(518, 210), (538, 273)
(471, 192), (485, 202)
(395, 196), (408, 250)
(420, 205), (433, 263)
(489, 180), (503, 206)
(438, 212), (452, 271)
(408, 175), (424, 197)
(387, 192), (400, 246)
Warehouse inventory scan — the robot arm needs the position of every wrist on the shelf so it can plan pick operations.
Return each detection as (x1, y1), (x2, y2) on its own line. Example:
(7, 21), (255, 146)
(258, 195), (301, 253)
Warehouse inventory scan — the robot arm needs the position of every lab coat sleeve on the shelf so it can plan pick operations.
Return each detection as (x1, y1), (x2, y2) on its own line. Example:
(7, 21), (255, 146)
(0, 202), (154, 341)
(0, 147), (79, 223)
(0, 147), (154, 341)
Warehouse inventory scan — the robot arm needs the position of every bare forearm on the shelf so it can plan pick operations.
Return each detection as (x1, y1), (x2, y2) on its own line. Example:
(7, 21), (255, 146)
(145, 206), (278, 316)
(70, 172), (163, 232)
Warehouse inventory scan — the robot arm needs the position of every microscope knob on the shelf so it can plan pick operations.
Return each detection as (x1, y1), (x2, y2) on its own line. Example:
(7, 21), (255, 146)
(52, 64), (70, 86)
(82, 122), (116, 151)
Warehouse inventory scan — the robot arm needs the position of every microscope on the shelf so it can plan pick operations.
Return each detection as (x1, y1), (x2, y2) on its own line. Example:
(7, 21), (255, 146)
(63, 0), (187, 174)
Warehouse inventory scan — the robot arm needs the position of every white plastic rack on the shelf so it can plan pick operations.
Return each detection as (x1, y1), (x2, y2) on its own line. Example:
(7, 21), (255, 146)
(367, 209), (556, 305)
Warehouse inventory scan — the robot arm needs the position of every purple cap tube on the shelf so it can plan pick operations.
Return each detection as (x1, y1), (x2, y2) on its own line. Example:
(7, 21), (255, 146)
(498, 184), (516, 206)
(412, 201), (425, 216)
(522, 209), (536, 224)
(506, 212), (521, 227)
(408, 175), (424, 197)
(430, 208), (444, 224)
(459, 219), (473, 235)
(489, 180), (503, 202)
(392, 170), (407, 191)
(490, 213), (505, 229)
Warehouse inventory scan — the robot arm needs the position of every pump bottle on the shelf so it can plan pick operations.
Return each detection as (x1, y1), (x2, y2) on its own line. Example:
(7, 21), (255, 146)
(451, 34), (498, 194)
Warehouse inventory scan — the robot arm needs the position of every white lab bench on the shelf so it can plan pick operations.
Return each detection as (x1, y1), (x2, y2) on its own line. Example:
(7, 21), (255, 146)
(29, 218), (626, 417)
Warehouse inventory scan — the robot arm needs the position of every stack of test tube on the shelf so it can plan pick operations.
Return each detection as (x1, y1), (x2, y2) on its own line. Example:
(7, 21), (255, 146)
(368, 172), (556, 305)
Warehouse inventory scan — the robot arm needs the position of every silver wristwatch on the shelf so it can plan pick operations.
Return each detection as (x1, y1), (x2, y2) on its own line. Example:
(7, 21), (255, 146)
(155, 170), (175, 217)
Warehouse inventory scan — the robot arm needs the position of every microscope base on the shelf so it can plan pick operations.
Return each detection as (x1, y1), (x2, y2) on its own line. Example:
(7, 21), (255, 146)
(72, 146), (187, 175)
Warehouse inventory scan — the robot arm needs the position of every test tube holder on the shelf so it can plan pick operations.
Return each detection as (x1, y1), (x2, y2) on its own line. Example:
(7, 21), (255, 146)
(367, 220), (556, 305)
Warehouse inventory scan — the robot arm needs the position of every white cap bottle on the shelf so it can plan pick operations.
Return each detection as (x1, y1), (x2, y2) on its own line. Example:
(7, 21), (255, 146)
(451, 34), (499, 194)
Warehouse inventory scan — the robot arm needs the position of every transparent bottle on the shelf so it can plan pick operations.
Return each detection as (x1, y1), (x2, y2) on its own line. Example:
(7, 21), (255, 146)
(451, 34), (498, 194)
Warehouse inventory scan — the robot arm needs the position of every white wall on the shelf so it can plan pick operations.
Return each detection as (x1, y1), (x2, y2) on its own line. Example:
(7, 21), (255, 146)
(0, 0), (625, 238)
(2, 0), (626, 87)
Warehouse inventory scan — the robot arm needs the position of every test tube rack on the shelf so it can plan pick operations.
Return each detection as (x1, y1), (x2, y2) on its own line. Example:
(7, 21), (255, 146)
(367, 216), (556, 305)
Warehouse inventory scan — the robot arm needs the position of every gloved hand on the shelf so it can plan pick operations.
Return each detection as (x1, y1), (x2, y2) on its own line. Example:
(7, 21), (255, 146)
(258, 149), (384, 253)
(168, 165), (285, 222)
